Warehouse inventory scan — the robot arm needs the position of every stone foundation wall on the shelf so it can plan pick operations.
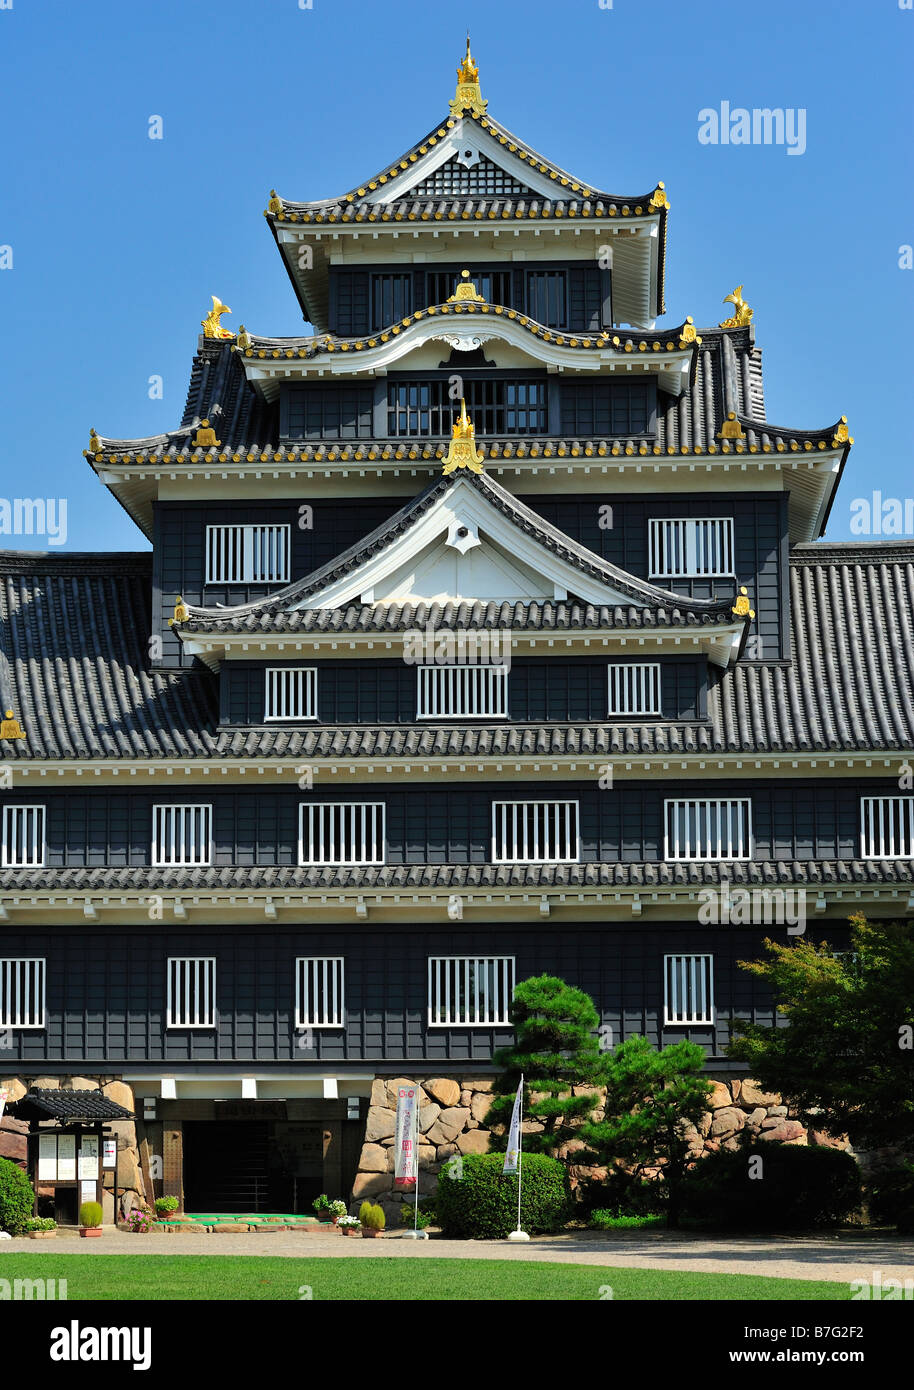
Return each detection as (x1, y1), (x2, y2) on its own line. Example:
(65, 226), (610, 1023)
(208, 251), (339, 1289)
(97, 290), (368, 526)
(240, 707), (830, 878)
(351, 1074), (851, 1219)
(0, 1076), (146, 1222)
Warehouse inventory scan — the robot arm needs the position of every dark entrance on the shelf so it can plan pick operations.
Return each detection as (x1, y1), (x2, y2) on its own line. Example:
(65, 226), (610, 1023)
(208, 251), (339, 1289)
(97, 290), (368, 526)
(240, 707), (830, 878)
(183, 1121), (286, 1212)
(182, 1119), (325, 1213)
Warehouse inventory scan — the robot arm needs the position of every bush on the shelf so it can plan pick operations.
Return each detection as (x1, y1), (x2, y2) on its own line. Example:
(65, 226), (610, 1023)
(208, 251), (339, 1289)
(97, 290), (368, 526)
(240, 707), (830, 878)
(866, 1164), (914, 1232)
(579, 1166), (666, 1218)
(154, 1196), (179, 1217)
(590, 1210), (665, 1231)
(125, 1207), (153, 1233)
(0, 1158), (35, 1236)
(436, 1153), (571, 1239)
(680, 1141), (862, 1230)
(79, 1201), (103, 1229)
(359, 1202), (385, 1231)
(25, 1216), (57, 1233)
(399, 1203), (433, 1229)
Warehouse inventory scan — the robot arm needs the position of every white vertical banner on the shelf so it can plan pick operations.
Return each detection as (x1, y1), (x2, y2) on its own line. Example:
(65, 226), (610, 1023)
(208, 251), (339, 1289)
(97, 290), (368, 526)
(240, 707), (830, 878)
(394, 1083), (419, 1189)
(503, 1078), (523, 1174)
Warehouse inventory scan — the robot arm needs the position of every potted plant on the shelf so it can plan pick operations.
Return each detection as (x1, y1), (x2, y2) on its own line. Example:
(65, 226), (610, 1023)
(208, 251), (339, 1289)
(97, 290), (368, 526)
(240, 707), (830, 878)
(328, 1199), (347, 1226)
(79, 1202), (104, 1238)
(125, 1206), (153, 1233)
(25, 1217), (57, 1239)
(337, 1215), (361, 1237)
(154, 1196), (179, 1223)
(359, 1201), (386, 1238)
(312, 1193), (333, 1223)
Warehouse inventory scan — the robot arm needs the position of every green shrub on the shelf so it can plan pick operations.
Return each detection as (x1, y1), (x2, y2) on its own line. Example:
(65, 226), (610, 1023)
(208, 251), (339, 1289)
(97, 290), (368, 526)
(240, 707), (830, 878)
(0, 1158), (36, 1236)
(154, 1196), (179, 1216)
(866, 1163), (914, 1231)
(25, 1216), (57, 1233)
(398, 1203), (433, 1229)
(359, 1203), (385, 1231)
(79, 1201), (104, 1229)
(590, 1210), (665, 1231)
(579, 1167), (666, 1217)
(680, 1141), (861, 1230)
(436, 1153), (571, 1239)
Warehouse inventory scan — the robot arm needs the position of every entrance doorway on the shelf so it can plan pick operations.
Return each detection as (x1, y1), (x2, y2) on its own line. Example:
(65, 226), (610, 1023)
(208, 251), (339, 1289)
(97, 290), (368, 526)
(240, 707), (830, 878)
(182, 1119), (325, 1213)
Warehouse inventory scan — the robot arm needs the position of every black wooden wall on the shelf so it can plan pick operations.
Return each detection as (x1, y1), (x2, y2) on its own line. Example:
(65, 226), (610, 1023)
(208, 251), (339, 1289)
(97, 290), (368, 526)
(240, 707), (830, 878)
(0, 920), (850, 1066)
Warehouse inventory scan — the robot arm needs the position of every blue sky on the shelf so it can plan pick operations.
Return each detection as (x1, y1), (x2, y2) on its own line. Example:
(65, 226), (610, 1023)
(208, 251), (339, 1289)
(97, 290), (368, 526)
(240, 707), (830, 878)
(1, 0), (911, 551)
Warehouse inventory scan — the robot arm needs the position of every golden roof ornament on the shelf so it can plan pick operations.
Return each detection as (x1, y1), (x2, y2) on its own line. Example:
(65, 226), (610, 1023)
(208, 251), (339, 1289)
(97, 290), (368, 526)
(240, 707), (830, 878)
(719, 285), (753, 329)
(237, 324), (252, 350)
(192, 419), (221, 449)
(732, 586), (755, 619)
(678, 316), (702, 348)
(442, 399), (485, 476)
(649, 182), (670, 211)
(0, 709), (25, 740)
(268, 189), (284, 215)
(201, 296), (235, 339)
(88, 428), (101, 455)
(446, 269), (487, 304)
(169, 595), (190, 627)
(832, 416), (854, 446)
(718, 411), (747, 440)
(449, 36), (488, 118)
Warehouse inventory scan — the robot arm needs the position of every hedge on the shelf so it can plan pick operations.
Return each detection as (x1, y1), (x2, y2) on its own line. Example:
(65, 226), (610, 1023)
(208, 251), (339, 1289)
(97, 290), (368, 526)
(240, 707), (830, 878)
(679, 1142), (861, 1230)
(436, 1153), (570, 1238)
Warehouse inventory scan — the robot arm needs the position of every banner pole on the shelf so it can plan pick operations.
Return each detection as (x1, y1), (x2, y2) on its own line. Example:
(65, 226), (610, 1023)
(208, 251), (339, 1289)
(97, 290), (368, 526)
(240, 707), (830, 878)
(516, 1072), (523, 1233)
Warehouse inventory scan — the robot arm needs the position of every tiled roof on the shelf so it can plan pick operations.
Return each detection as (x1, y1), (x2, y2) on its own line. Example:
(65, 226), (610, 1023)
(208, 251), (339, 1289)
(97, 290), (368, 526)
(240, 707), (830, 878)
(11, 1089), (134, 1120)
(2, 545), (913, 762)
(180, 469), (738, 631)
(0, 861), (910, 893)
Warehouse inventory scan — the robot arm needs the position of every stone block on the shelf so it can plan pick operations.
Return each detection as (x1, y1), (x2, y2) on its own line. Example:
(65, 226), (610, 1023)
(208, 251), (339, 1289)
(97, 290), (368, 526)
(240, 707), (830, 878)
(456, 1129), (491, 1155)
(102, 1081), (135, 1112)
(707, 1081), (734, 1110)
(424, 1078), (461, 1108)
(740, 1080), (780, 1108)
(364, 1106), (396, 1142)
(418, 1103), (440, 1133)
(358, 1144), (389, 1173)
(470, 1093), (492, 1123)
(352, 1172), (391, 1201)
(709, 1106), (745, 1137)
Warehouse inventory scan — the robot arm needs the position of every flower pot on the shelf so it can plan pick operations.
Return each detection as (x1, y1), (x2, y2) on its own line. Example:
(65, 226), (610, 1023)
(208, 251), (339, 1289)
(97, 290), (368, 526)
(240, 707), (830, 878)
(80, 1228), (103, 1238)
(361, 1228), (381, 1238)
(28, 1230), (56, 1239)
(343, 1227), (361, 1237)
(316, 1212), (332, 1223)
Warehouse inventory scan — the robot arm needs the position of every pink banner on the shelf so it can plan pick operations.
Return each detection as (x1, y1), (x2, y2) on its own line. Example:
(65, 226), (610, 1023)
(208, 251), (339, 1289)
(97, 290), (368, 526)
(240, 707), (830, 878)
(394, 1084), (419, 1188)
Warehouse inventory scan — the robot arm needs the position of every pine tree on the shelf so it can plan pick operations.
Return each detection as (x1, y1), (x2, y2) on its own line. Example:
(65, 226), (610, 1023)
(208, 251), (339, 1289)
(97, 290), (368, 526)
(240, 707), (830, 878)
(580, 1036), (712, 1228)
(487, 974), (607, 1158)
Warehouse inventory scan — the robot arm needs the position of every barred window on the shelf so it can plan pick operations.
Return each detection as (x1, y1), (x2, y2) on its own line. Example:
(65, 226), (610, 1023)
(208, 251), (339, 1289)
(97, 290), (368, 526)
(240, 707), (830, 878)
(166, 957), (216, 1029)
(205, 524), (290, 584)
(0, 958), (46, 1029)
(284, 385), (374, 441)
(299, 802), (385, 866)
(649, 518), (735, 579)
(526, 270), (567, 328)
(409, 156), (532, 199)
(152, 805), (212, 867)
(425, 268), (513, 307)
(665, 799), (752, 861)
(428, 956), (515, 1027)
(559, 382), (651, 436)
(265, 668), (318, 721)
(295, 957), (345, 1029)
(664, 954), (714, 1026)
(1, 805), (45, 868)
(492, 800), (580, 864)
(417, 666), (508, 719)
(860, 796), (914, 859)
(386, 377), (546, 437)
(370, 273), (412, 329)
(607, 663), (661, 716)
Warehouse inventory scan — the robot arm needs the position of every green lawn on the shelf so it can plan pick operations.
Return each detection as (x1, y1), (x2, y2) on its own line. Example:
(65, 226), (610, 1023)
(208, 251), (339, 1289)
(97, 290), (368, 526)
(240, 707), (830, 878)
(0, 1254), (852, 1300)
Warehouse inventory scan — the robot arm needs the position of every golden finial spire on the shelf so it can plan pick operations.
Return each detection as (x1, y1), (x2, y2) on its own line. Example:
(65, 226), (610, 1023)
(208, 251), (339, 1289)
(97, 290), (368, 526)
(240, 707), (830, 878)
(0, 709), (26, 740)
(442, 399), (485, 476)
(446, 269), (486, 304)
(450, 34), (487, 117)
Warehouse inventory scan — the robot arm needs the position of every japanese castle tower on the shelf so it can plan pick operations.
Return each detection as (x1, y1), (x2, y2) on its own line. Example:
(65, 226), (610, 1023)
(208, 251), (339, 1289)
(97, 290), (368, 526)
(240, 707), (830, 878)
(1, 43), (910, 1216)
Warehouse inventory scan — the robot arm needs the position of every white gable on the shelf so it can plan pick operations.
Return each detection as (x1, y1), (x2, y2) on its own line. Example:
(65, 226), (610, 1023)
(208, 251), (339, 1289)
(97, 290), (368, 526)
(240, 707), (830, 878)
(376, 118), (572, 205)
(299, 475), (648, 610)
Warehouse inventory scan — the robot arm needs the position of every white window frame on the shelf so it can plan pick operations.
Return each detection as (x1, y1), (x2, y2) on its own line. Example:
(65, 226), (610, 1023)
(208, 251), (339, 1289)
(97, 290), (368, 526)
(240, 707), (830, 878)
(607, 662), (662, 717)
(166, 957), (216, 1029)
(427, 956), (516, 1027)
(491, 800), (580, 864)
(859, 796), (914, 860)
(664, 954), (715, 1026)
(295, 957), (345, 1029)
(664, 798), (753, 862)
(264, 667), (318, 722)
(0, 958), (46, 1030)
(649, 517), (735, 579)
(1, 805), (46, 868)
(298, 802), (386, 866)
(152, 804), (212, 868)
(416, 665), (509, 720)
(205, 523), (291, 585)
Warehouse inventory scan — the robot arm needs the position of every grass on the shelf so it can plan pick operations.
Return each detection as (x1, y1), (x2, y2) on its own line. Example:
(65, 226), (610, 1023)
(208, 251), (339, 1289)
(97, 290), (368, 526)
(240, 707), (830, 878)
(0, 1254), (853, 1300)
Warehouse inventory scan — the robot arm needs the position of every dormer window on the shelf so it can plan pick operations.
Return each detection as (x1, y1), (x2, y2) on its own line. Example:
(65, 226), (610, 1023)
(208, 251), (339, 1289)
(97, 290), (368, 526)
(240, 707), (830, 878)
(265, 667), (318, 722)
(206, 524), (290, 585)
(649, 518), (735, 579)
(417, 665), (508, 719)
